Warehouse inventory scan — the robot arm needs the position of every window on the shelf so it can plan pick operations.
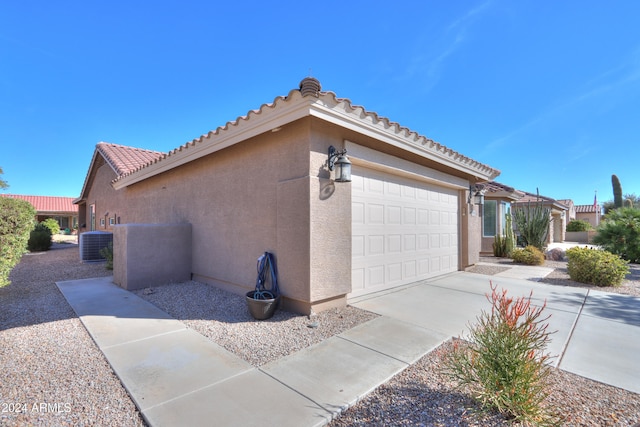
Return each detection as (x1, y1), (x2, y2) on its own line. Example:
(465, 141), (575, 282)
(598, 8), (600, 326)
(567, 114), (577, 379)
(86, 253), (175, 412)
(89, 204), (96, 231)
(109, 217), (115, 226)
(483, 200), (497, 237)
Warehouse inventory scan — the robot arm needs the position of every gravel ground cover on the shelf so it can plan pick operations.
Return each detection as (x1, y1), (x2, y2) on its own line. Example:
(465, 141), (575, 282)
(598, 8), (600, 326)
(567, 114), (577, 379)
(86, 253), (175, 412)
(0, 244), (146, 427)
(330, 339), (640, 427)
(2, 244), (639, 426)
(132, 282), (378, 367)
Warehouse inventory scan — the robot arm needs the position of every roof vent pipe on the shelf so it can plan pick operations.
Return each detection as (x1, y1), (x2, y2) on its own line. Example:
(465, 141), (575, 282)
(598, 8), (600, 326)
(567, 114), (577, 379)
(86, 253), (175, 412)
(299, 77), (321, 97)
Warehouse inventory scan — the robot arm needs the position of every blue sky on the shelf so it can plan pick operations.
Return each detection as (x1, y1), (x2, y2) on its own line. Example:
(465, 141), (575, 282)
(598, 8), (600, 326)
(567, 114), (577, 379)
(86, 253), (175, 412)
(1, 1), (638, 206)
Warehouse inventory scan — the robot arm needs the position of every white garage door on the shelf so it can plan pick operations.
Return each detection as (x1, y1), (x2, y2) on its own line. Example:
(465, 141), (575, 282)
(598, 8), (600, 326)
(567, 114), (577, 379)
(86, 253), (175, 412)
(351, 166), (459, 297)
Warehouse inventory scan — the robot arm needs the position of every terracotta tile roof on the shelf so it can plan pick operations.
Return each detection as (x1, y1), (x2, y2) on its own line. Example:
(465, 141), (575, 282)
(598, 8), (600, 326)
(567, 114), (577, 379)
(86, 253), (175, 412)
(575, 204), (599, 213)
(112, 78), (500, 186)
(514, 191), (569, 210)
(96, 142), (165, 177)
(0, 194), (77, 213)
(483, 181), (525, 198)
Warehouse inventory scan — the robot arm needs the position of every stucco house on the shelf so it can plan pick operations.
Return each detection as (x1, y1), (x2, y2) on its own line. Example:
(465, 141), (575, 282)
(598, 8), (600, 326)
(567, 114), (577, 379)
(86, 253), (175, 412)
(0, 194), (78, 231)
(479, 183), (576, 254)
(74, 78), (500, 314)
(512, 191), (569, 245)
(574, 203), (601, 227)
(479, 182), (524, 255)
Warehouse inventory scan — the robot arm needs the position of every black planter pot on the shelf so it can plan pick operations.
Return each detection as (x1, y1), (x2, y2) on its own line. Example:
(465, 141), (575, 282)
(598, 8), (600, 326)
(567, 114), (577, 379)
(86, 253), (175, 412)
(246, 291), (280, 320)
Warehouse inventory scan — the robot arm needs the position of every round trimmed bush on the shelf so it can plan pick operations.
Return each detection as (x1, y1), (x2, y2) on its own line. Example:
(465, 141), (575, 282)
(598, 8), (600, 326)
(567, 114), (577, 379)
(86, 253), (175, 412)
(27, 223), (52, 252)
(511, 245), (545, 265)
(566, 247), (629, 287)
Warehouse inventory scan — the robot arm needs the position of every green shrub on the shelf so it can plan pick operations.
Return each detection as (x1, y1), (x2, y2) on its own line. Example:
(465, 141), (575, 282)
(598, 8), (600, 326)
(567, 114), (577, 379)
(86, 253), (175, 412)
(40, 218), (60, 235)
(566, 247), (629, 287)
(592, 207), (640, 263)
(511, 245), (545, 265)
(100, 242), (113, 270)
(27, 223), (52, 252)
(566, 219), (593, 232)
(444, 283), (559, 425)
(0, 198), (36, 287)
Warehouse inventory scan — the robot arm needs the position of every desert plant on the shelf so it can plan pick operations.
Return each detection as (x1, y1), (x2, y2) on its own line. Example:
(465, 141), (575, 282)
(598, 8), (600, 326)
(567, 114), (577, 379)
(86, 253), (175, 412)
(592, 207), (640, 263)
(493, 211), (516, 258)
(27, 223), (52, 252)
(493, 233), (507, 257)
(612, 175), (623, 209)
(100, 242), (113, 270)
(40, 218), (60, 235)
(444, 283), (558, 425)
(0, 197), (36, 287)
(566, 219), (593, 232)
(512, 192), (550, 251)
(566, 247), (629, 287)
(511, 245), (545, 265)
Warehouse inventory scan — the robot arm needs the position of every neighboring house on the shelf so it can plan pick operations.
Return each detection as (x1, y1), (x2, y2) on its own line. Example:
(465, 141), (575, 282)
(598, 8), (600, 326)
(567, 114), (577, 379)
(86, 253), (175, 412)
(574, 203), (601, 227)
(512, 191), (570, 245)
(0, 194), (78, 231)
(74, 78), (500, 314)
(74, 143), (165, 231)
(558, 199), (576, 223)
(479, 182), (524, 255)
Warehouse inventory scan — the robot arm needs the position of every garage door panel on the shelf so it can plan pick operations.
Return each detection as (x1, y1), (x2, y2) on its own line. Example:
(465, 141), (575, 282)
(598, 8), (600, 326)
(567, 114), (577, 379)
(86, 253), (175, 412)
(351, 166), (459, 298)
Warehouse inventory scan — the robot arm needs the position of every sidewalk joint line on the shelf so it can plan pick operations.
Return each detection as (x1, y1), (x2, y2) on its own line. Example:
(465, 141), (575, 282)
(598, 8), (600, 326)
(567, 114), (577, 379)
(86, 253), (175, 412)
(557, 289), (589, 368)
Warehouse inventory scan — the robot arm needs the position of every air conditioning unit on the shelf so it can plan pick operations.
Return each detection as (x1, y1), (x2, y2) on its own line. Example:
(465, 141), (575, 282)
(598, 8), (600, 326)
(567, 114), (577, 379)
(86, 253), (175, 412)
(79, 231), (113, 262)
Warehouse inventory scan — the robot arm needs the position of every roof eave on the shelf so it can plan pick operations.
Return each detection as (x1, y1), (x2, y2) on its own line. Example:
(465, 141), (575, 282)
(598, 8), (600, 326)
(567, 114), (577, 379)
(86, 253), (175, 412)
(308, 96), (499, 182)
(112, 91), (313, 190)
(113, 87), (500, 189)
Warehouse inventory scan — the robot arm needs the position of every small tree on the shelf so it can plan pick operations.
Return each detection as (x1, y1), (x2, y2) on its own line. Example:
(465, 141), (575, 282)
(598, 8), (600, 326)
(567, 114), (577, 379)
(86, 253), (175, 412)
(512, 191), (551, 251)
(593, 207), (640, 263)
(0, 166), (8, 190)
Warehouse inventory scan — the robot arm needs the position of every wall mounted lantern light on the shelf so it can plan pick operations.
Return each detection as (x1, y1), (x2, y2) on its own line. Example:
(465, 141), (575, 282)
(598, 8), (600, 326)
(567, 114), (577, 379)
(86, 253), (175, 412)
(328, 145), (352, 183)
(468, 184), (486, 205)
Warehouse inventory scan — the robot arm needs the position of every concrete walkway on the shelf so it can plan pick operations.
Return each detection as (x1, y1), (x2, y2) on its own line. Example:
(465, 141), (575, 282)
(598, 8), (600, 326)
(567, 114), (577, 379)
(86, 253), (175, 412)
(57, 268), (640, 427)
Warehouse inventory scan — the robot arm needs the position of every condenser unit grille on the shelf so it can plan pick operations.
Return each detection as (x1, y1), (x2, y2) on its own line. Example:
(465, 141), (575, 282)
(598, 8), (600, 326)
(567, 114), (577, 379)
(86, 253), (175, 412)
(79, 231), (113, 262)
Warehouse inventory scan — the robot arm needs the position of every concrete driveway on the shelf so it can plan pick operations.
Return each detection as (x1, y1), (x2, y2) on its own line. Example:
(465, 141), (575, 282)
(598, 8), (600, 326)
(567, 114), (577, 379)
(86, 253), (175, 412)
(349, 270), (640, 395)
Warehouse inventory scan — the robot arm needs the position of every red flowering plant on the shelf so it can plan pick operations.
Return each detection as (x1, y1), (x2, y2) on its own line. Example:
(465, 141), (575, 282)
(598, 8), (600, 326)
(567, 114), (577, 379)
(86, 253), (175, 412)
(444, 282), (560, 426)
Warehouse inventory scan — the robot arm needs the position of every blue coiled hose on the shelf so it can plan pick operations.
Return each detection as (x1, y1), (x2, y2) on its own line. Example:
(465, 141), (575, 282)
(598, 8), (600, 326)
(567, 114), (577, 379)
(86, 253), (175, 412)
(253, 252), (279, 300)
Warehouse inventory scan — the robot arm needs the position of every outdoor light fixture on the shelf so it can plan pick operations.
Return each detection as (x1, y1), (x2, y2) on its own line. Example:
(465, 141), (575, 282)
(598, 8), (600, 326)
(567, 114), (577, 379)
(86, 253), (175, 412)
(328, 145), (352, 182)
(468, 184), (486, 205)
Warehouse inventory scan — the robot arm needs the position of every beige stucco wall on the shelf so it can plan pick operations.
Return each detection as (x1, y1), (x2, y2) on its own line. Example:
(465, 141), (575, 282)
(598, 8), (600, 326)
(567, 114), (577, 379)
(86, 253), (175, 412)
(576, 212), (599, 227)
(113, 223), (192, 290)
(462, 193), (482, 266)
